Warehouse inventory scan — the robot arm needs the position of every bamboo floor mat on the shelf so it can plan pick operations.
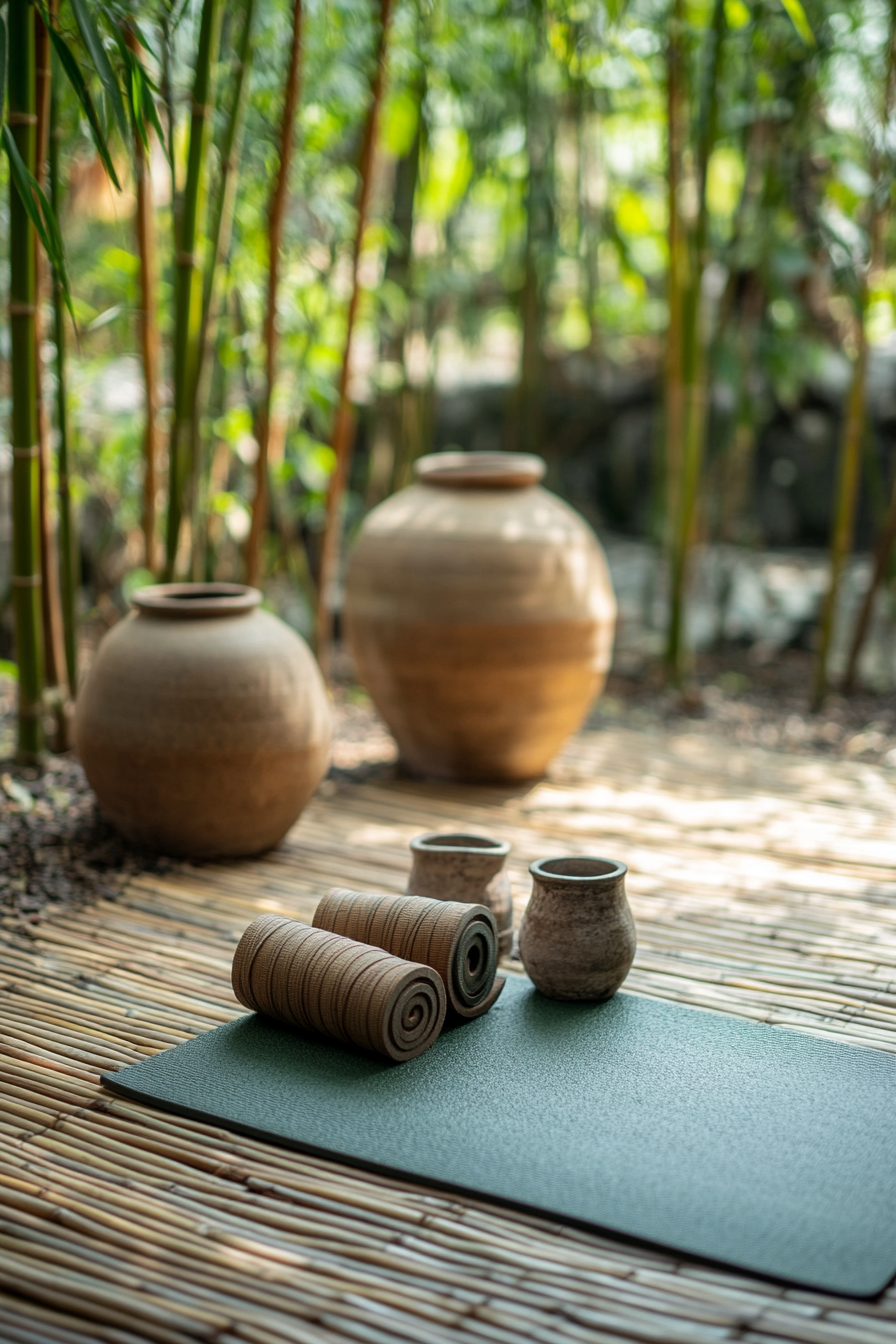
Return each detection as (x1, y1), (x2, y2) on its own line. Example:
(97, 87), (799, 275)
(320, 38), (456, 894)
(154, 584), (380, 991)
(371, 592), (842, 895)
(4, 725), (896, 1342)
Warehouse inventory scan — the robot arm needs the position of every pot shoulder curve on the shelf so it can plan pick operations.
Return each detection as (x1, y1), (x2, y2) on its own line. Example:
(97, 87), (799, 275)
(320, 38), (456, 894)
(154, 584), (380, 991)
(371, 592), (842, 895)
(75, 607), (332, 756)
(346, 483), (616, 627)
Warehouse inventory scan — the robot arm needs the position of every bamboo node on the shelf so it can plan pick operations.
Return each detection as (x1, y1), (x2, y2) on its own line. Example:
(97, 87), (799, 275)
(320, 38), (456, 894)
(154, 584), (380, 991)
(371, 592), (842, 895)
(12, 445), (40, 458)
(9, 303), (37, 317)
(176, 252), (199, 268)
(11, 574), (42, 587)
(7, 113), (38, 126)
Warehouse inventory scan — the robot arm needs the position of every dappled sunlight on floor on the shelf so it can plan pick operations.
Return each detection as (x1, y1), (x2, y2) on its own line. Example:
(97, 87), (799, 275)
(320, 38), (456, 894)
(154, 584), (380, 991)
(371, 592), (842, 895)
(4, 719), (896, 1340)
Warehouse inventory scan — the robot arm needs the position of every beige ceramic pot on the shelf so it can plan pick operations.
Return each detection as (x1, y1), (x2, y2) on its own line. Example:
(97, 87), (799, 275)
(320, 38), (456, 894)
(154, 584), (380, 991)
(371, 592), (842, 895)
(344, 451), (616, 781)
(75, 583), (332, 857)
(518, 857), (636, 1001)
(407, 832), (514, 958)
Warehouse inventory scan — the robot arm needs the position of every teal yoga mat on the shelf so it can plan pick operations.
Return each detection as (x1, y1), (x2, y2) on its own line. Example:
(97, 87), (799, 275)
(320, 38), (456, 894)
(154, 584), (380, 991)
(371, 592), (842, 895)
(102, 974), (896, 1297)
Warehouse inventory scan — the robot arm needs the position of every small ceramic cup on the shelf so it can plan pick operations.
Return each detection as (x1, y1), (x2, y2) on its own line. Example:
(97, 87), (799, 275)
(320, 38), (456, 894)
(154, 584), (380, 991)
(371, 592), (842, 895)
(407, 832), (514, 957)
(518, 856), (636, 1001)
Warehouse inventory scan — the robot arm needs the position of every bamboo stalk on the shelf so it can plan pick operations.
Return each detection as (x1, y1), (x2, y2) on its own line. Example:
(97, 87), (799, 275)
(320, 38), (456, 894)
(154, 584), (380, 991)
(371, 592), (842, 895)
(33, 0), (70, 736)
(190, 0), (257, 583)
(315, 0), (394, 678)
(659, 0), (686, 571)
(665, 0), (725, 682)
(244, 0), (303, 590)
(574, 53), (600, 359)
(163, 0), (223, 581)
(48, 62), (77, 695)
(196, 0), (256, 418)
(514, 5), (550, 462)
(366, 65), (423, 507)
(159, 2), (178, 218)
(125, 24), (161, 577)
(8, 0), (46, 763)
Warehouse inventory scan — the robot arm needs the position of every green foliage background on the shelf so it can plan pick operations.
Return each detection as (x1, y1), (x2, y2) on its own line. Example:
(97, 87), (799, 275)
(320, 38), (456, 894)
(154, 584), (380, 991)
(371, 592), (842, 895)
(3, 0), (896, 648)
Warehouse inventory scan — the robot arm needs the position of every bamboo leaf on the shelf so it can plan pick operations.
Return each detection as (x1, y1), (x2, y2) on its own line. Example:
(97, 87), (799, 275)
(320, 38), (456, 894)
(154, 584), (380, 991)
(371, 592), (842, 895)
(4, 124), (55, 258)
(128, 46), (166, 154)
(69, 0), (129, 145)
(778, 0), (815, 46)
(139, 63), (167, 155)
(110, 22), (167, 160)
(3, 125), (75, 320)
(118, 41), (149, 151)
(48, 27), (121, 188)
(125, 17), (160, 63)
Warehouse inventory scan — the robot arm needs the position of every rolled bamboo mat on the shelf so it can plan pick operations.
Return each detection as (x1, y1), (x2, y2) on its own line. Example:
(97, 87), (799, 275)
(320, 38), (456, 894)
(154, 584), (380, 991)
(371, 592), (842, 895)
(314, 888), (505, 1020)
(232, 913), (446, 1061)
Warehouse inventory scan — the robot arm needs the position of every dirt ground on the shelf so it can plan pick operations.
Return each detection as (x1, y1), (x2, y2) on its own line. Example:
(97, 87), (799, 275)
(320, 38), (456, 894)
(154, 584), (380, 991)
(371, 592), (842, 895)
(595, 646), (896, 763)
(2, 645), (894, 922)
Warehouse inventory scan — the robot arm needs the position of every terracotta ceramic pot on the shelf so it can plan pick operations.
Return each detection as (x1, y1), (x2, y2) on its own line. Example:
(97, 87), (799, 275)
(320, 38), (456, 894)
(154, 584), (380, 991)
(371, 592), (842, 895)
(518, 857), (636, 1001)
(344, 450), (616, 781)
(75, 583), (332, 857)
(407, 832), (514, 958)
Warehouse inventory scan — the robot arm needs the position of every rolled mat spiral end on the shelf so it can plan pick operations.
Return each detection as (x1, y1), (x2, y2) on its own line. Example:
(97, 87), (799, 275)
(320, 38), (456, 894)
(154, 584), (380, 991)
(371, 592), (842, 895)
(314, 889), (505, 1021)
(232, 913), (446, 1062)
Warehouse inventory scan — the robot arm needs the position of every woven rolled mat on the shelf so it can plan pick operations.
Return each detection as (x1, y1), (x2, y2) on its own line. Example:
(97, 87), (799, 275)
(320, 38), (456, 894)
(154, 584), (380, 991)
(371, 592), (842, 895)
(231, 913), (446, 1062)
(313, 888), (505, 1020)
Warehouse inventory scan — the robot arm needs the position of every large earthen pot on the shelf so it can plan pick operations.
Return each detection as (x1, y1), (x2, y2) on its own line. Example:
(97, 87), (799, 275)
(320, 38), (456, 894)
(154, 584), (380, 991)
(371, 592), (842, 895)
(75, 583), (331, 857)
(344, 451), (616, 780)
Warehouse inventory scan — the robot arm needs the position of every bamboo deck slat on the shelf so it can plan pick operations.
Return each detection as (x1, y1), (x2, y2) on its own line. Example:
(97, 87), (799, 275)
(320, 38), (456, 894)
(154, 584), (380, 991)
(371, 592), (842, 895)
(4, 725), (896, 1341)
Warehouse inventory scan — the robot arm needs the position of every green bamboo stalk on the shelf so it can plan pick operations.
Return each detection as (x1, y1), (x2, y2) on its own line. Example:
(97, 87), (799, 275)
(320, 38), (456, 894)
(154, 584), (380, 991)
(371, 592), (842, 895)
(124, 22), (160, 575)
(665, 0), (725, 682)
(316, 0), (394, 677)
(508, 0), (551, 460)
(163, 0), (223, 580)
(197, 0), (255, 401)
(659, 0), (686, 587)
(49, 58), (76, 694)
(190, 0), (256, 581)
(8, 0), (45, 762)
(574, 57), (600, 358)
(34, 0), (71, 747)
(159, 3), (178, 217)
(244, 0), (304, 590)
(367, 75), (423, 507)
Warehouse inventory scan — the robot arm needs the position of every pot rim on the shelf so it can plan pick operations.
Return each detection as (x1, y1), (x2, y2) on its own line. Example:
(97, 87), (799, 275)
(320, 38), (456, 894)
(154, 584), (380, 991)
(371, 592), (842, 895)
(529, 856), (627, 883)
(131, 582), (262, 619)
(415, 451), (545, 490)
(411, 831), (511, 858)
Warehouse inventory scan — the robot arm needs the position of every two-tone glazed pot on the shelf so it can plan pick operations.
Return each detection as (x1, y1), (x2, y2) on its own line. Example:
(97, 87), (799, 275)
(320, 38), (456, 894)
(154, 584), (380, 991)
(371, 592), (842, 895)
(344, 450), (616, 781)
(75, 583), (332, 857)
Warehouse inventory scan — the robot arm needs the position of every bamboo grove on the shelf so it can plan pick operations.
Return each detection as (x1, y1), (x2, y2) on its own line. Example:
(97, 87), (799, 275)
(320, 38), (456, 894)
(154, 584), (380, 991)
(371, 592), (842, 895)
(2, 0), (896, 759)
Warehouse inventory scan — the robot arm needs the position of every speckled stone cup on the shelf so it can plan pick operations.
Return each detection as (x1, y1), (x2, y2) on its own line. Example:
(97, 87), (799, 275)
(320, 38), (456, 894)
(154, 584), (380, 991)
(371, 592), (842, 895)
(518, 857), (636, 1001)
(407, 833), (514, 958)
